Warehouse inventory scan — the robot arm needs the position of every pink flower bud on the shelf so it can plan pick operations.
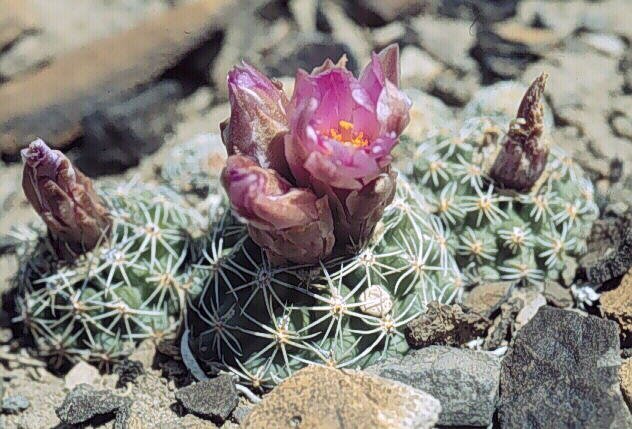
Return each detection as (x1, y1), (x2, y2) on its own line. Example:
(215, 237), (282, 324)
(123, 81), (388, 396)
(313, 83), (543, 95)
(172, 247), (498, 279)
(490, 74), (550, 192)
(221, 155), (334, 264)
(21, 139), (111, 260)
(221, 62), (290, 177)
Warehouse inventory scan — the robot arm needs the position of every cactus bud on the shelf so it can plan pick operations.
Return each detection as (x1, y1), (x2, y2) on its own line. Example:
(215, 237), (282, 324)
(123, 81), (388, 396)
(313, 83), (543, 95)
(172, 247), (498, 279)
(221, 62), (290, 177)
(21, 139), (111, 260)
(489, 73), (549, 192)
(221, 155), (334, 264)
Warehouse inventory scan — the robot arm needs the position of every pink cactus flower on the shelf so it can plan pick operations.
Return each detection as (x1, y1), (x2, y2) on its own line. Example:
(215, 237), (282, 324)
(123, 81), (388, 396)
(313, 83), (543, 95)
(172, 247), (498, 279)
(22, 139), (111, 261)
(221, 155), (334, 264)
(220, 44), (410, 263)
(285, 44), (410, 190)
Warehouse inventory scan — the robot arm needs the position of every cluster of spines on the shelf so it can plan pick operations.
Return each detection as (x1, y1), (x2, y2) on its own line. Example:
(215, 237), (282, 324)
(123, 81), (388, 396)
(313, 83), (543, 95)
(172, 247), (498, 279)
(408, 117), (598, 286)
(186, 178), (464, 388)
(15, 182), (199, 369)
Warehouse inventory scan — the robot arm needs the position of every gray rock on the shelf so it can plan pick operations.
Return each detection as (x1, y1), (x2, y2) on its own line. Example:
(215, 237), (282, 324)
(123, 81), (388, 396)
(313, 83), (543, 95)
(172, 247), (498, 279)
(56, 384), (132, 429)
(175, 374), (238, 421)
(439, 0), (518, 23)
(78, 80), (183, 174)
(2, 395), (30, 414)
(464, 281), (513, 318)
(543, 280), (574, 308)
(353, 0), (424, 25)
(410, 15), (477, 73)
(400, 45), (443, 91)
(581, 33), (626, 57)
(405, 302), (490, 349)
(266, 33), (358, 76)
(368, 346), (500, 427)
(582, 227), (632, 284)
(484, 295), (523, 350)
(523, 51), (632, 163)
(499, 306), (632, 428)
(232, 403), (253, 424)
(431, 69), (480, 106)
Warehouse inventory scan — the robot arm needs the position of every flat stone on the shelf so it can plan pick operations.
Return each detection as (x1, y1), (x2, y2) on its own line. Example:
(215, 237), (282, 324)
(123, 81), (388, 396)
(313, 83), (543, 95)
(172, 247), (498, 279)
(0, 0), (37, 51)
(64, 361), (100, 390)
(56, 384), (132, 428)
(523, 50), (632, 162)
(175, 374), (238, 422)
(543, 280), (574, 308)
(411, 16), (477, 73)
(0, 0), (236, 158)
(372, 22), (409, 48)
(438, 0), (518, 23)
(289, 0), (317, 34)
(77, 80), (183, 174)
(431, 69), (480, 106)
(368, 346), (500, 427)
(400, 45), (444, 91)
(518, 0), (632, 42)
(499, 306), (632, 428)
(405, 302), (490, 348)
(463, 281), (512, 318)
(583, 227), (632, 285)
(581, 33), (626, 57)
(601, 269), (632, 347)
(2, 395), (30, 414)
(243, 365), (441, 429)
(513, 291), (547, 331)
(354, 0), (424, 25)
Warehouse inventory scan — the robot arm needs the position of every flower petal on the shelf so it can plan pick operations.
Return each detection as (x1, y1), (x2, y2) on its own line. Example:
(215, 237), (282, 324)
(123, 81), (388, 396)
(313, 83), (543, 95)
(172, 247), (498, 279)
(221, 155), (335, 264)
(223, 62), (290, 176)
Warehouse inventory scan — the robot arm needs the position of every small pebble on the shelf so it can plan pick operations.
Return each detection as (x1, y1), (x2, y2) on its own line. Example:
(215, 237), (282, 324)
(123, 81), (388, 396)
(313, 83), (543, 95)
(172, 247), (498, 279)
(2, 395), (30, 414)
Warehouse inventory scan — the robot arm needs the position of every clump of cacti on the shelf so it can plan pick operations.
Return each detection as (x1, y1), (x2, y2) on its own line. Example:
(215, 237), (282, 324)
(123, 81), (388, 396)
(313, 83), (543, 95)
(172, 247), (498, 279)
(185, 46), (464, 387)
(407, 74), (598, 286)
(14, 140), (199, 369)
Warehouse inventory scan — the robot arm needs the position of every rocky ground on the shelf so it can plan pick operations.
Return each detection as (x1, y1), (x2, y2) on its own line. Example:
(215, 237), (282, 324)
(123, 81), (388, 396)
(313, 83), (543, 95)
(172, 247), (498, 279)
(1, 0), (632, 428)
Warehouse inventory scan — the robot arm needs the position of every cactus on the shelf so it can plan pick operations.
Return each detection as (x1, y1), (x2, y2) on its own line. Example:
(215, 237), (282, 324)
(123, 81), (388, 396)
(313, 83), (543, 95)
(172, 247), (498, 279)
(185, 46), (464, 387)
(14, 141), (200, 369)
(405, 76), (598, 286)
(186, 178), (463, 388)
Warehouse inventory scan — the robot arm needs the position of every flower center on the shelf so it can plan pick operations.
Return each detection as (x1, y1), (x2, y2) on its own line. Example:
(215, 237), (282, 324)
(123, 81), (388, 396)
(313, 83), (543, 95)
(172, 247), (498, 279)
(328, 120), (369, 148)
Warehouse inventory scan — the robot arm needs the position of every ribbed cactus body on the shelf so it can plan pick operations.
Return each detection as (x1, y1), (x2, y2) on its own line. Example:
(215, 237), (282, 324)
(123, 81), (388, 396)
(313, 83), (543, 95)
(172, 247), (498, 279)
(406, 115), (598, 286)
(186, 177), (463, 388)
(15, 182), (199, 368)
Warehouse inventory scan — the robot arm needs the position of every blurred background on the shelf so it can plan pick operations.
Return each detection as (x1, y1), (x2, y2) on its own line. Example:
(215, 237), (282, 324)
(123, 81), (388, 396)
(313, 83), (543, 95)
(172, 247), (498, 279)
(1, 0), (631, 282)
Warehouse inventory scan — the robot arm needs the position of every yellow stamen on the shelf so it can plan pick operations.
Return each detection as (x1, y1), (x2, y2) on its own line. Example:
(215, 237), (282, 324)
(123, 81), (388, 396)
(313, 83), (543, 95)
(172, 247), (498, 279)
(339, 120), (354, 131)
(328, 120), (369, 148)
